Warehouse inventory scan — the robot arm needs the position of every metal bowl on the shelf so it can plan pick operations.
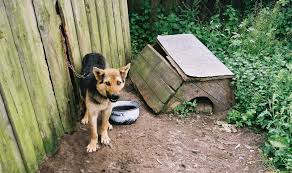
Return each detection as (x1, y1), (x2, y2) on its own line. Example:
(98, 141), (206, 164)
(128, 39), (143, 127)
(110, 101), (140, 125)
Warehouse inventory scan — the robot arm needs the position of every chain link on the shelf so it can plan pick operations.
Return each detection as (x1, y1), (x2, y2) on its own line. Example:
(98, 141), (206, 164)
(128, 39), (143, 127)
(65, 60), (86, 79)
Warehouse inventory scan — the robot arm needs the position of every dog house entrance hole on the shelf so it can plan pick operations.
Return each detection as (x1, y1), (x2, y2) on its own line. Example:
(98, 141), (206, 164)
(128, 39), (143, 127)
(192, 97), (213, 114)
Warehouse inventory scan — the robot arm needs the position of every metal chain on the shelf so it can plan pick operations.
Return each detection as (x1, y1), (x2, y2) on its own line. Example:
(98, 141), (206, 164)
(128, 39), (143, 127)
(65, 60), (86, 79)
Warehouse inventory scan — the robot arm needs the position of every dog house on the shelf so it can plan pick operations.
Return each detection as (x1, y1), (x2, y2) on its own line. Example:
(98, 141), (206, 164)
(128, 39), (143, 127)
(130, 34), (235, 114)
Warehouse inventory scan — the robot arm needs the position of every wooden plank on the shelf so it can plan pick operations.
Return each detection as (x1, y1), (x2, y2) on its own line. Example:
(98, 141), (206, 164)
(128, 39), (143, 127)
(173, 82), (227, 112)
(112, 0), (125, 66)
(0, 0), (45, 170)
(4, 0), (62, 155)
(129, 69), (164, 113)
(140, 45), (183, 90)
(134, 54), (175, 103)
(157, 34), (234, 78)
(119, 0), (131, 63)
(156, 41), (234, 82)
(165, 55), (189, 81)
(194, 79), (234, 108)
(0, 93), (26, 173)
(32, 0), (76, 133)
(104, 0), (119, 68)
(151, 43), (188, 81)
(195, 80), (229, 105)
(95, 0), (111, 66)
(57, 0), (82, 72)
(165, 96), (183, 112)
(85, 0), (102, 53)
(71, 0), (92, 57)
(156, 56), (183, 90)
(131, 54), (153, 79)
(217, 79), (235, 105)
(140, 44), (162, 66)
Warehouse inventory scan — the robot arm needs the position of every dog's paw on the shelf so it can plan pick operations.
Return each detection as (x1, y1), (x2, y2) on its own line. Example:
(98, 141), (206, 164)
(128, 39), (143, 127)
(101, 135), (111, 145)
(108, 124), (113, 130)
(86, 142), (99, 153)
(81, 117), (88, 125)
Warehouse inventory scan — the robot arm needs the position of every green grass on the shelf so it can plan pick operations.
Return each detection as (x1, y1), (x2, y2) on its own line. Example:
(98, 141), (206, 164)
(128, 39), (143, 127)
(130, 0), (292, 171)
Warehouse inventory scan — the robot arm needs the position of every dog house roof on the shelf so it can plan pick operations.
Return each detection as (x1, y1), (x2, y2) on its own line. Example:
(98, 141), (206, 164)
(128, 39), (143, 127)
(157, 34), (234, 79)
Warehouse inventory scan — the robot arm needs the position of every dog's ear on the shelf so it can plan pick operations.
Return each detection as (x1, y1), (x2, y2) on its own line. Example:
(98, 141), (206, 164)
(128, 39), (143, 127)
(119, 63), (131, 81)
(92, 67), (105, 81)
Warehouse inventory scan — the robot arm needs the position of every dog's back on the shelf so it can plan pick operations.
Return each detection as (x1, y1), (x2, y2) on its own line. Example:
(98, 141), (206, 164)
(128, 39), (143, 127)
(80, 53), (106, 98)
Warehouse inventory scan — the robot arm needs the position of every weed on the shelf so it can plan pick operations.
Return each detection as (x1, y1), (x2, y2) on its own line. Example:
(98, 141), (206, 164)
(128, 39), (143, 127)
(174, 100), (197, 118)
(130, 0), (292, 170)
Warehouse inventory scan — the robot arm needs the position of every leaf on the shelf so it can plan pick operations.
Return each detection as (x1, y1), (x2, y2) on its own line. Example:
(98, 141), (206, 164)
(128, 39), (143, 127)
(268, 135), (289, 149)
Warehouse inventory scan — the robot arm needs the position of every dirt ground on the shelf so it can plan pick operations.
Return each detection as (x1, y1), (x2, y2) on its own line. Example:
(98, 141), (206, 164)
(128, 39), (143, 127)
(40, 85), (268, 173)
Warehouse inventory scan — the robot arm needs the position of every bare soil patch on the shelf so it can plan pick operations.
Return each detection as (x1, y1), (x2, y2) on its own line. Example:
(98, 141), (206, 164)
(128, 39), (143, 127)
(40, 85), (267, 173)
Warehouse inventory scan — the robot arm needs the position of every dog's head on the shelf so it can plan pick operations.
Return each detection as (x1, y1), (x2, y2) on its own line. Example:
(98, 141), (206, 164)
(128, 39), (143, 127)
(92, 63), (131, 102)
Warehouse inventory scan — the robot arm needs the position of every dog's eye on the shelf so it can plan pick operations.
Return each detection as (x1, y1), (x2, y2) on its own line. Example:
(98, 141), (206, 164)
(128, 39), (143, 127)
(105, 81), (111, 86)
(117, 81), (121, 85)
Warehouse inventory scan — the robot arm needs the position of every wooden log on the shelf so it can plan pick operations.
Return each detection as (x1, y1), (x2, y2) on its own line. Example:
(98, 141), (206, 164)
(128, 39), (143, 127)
(129, 69), (164, 113)
(3, 0), (62, 155)
(71, 0), (92, 57)
(0, 0), (45, 170)
(57, 0), (82, 72)
(104, 0), (119, 68)
(32, 0), (76, 133)
(84, 0), (102, 53)
(112, 0), (125, 66)
(119, 0), (131, 63)
(95, 0), (111, 66)
(0, 93), (26, 173)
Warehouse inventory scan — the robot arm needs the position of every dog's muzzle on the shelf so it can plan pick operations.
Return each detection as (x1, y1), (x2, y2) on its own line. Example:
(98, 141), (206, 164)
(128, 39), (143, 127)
(107, 94), (120, 102)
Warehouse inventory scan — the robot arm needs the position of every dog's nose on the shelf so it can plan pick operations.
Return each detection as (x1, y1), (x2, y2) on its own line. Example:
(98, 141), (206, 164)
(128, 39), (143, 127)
(110, 94), (120, 100)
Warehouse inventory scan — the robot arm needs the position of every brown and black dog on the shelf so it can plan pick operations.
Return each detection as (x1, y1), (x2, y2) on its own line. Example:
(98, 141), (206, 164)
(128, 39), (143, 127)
(80, 53), (130, 152)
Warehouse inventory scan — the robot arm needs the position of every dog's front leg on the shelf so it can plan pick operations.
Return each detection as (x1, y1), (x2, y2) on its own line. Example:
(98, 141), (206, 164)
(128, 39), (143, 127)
(81, 109), (89, 124)
(100, 107), (112, 145)
(86, 112), (99, 152)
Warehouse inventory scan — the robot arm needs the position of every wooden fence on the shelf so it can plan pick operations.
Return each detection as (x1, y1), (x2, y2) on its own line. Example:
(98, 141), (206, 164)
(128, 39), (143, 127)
(0, 0), (131, 172)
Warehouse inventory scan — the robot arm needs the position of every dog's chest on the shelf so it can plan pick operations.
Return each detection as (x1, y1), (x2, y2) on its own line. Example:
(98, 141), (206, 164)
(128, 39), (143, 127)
(97, 100), (110, 110)
(86, 92), (111, 111)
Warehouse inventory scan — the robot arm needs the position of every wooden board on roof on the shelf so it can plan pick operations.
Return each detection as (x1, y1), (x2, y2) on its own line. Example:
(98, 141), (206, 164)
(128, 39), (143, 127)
(157, 34), (234, 80)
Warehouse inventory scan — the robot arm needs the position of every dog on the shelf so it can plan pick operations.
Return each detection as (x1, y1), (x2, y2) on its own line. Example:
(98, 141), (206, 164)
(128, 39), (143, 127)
(80, 53), (130, 152)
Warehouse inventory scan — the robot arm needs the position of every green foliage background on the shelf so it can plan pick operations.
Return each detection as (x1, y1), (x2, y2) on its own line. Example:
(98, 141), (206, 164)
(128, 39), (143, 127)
(129, 0), (292, 170)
